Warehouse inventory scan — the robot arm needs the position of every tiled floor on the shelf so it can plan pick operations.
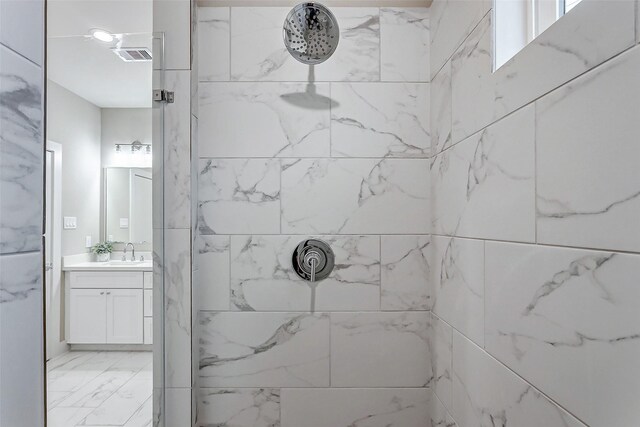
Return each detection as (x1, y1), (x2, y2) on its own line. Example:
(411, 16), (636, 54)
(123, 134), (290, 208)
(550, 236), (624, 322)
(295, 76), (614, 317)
(47, 351), (152, 427)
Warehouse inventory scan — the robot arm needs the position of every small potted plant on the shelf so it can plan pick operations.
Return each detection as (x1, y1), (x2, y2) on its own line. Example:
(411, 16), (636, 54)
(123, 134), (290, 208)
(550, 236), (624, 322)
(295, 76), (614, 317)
(91, 241), (113, 262)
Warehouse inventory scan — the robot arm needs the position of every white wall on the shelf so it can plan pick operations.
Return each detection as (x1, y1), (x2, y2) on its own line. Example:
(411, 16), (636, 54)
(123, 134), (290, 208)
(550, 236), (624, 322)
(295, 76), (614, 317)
(101, 108), (152, 168)
(47, 80), (102, 256)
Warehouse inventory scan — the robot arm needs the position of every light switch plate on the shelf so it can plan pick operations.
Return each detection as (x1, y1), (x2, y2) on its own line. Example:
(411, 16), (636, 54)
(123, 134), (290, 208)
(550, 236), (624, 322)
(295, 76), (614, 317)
(63, 216), (77, 229)
(85, 236), (92, 248)
(120, 218), (129, 229)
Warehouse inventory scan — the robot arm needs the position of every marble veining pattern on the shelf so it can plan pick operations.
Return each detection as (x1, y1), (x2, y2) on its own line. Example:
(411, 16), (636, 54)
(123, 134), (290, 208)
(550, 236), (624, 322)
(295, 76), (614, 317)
(199, 312), (330, 387)
(430, 59), (452, 155)
(199, 159), (280, 234)
(198, 235), (230, 311)
(452, 332), (586, 427)
(485, 242), (640, 427)
(199, 388), (280, 427)
(331, 312), (431, 387)
(0, 44), (43, 254)
(380, 8), (430, 82)
(431, 105), (535, 242)
(280, 388), (430, 427)
(281, 159), (430, 234)
(381, 235), (431, 310)
(199, 82), (330, 158)
(430, 312), (453, 411)
(230, 235), (380, 312)
(198, 7), (230, 82)
(331, 83), (430, 158)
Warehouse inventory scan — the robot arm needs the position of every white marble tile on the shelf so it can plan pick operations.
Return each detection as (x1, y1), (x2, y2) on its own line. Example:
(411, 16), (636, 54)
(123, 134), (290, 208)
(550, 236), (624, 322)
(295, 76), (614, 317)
(164, 70), (191, 229)
(0, 252), (43, 427)
(485, 242), (640, 427)
(281, 159), (430, 234)
(331, 312), (431, 387)
(493, 0), (636, 121)
(198, 7), (230, 81)
(191, 116), (199, 262)
(153, 0), (191, 70)
(450, 13), (493, 144)
(199, 82), (330, 158)
(281, 388), (430, 427)
(430, 391), (457, 427)
(230, 7), (308, 81)
(430, 313), (453, 411)
(0, 45), (43, 254)
(381, 235), (430, 311)
(231, 7), (380, 82)
(452, 331), (586, 427)
(164, 229), (192, 388)
(331, 83), (430, 158)
(536, 47), (640, 252)
(0, 0), (44, 65)
(431, 105), (535, 243)
(165, 387), (191, 427)
(199, 312), (330, 387)
(199, 388), (280, 427)
(380, 8), (430, 82)
(198, 159), (280, 234)
(47, 407), (93, 427)
(430, 236), (484, 347)
(230, 235), (380, 311)
(56, 369), (137, 408)
(79, 370), (152, 426)
(430, 0), (490, 79)
(198, 235), (230, 311)
(124, 397), (152, 427)
(431, 59), (452, 155)
(314, 8), (380, 82)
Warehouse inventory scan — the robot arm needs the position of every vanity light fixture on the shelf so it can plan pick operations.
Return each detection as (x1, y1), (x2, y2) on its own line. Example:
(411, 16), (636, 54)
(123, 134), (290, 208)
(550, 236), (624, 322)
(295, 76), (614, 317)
(114, 140), (151, 155)
(89, 28), (115, 43)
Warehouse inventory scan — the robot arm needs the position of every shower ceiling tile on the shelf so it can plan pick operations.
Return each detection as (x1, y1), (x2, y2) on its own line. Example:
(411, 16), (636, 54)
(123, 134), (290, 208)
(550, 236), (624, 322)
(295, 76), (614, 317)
(199, 82), (330, 158)
(280, 388), (430, 427)
(229, 235), (380, 312)
(381, 235), (431, 311)
(485, 242), (640, 427)
(198, 7), (230, 82)
(281, 159), (430, 234)
(198, 159), (280, 234)
(380, 8), (430, 83)
(430, 236), (484, 347)
(331, 312), (431, 387)
(431, 104), (535, 243)
(0, 45), (43, 254)
(452, 331), (586, 427)
(536, 47), (640, 252)
(331, 83), (430, 158)
(199, 312), (330, 387)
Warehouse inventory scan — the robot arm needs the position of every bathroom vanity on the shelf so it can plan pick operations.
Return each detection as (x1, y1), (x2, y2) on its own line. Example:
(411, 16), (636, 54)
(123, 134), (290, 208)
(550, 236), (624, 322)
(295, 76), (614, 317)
(63, 261), (153, 346)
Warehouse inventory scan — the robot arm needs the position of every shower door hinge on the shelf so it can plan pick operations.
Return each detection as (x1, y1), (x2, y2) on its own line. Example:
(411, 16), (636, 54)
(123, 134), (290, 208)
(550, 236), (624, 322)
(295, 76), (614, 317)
(153, 89), (174, 103)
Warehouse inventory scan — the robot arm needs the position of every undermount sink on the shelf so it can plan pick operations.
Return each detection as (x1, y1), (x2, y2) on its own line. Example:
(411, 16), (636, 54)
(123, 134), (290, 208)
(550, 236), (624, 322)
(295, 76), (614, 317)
(108, 260), (148, 266)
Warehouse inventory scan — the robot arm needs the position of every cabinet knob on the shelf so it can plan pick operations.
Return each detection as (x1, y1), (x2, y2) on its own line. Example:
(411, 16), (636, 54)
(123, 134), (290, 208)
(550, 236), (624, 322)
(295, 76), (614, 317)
(100, 292), (105, 295)
(106, 291), (111, 295)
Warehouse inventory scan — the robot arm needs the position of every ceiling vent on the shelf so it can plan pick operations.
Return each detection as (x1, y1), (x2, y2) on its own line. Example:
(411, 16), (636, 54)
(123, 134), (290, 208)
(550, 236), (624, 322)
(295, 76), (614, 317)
(111, 47), (152, 62)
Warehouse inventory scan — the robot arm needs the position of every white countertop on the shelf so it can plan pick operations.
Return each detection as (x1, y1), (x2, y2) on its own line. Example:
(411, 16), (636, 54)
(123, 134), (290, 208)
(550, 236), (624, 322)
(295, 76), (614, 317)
(63, 260), (153, 272)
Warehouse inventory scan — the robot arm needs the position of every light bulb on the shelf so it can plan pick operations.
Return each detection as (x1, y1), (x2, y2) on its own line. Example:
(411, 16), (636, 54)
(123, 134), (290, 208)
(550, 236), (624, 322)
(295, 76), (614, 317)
(90, 29), (114, 43)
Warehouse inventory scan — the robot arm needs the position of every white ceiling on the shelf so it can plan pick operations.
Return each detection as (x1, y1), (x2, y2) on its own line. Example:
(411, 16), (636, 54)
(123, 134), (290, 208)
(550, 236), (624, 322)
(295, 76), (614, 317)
(47, 0), (153, 108)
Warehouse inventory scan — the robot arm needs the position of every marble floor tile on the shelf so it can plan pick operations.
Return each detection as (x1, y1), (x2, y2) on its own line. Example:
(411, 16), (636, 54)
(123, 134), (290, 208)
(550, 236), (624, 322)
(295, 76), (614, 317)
(199, 312), (330, 387)
(485, 242), (640, 427)
(281, 388), (430, 427)
(331, 312), (431, 387)
(331, 83), (430, 158)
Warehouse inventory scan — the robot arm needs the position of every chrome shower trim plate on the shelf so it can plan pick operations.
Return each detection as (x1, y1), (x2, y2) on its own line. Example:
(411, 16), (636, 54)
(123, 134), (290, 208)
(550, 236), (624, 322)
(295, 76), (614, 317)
(283, 2), (340, 65)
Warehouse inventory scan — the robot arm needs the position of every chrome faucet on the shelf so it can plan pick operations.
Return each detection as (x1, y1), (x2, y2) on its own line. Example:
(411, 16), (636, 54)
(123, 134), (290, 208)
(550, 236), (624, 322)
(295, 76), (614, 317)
(123, 242), (136, 261)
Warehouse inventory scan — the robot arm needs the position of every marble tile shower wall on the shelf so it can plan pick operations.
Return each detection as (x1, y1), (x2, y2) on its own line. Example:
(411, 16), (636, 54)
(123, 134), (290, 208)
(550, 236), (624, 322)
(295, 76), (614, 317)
(0, 1), (45, 425)
(196, 7), (436, 427)
(429, 1), (640, 427)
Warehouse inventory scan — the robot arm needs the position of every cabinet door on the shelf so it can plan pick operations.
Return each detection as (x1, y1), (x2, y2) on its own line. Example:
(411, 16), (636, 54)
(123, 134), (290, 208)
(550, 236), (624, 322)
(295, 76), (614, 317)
(106, 289), (143, 344)
(69, 289), (107, 343)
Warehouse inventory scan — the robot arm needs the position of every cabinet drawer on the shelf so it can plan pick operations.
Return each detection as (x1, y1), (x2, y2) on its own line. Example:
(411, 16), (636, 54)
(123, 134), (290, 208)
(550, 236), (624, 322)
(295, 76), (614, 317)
(70, 271), (143, 289)
(144, 272), (153, 289)
(144, 290), (153, 317)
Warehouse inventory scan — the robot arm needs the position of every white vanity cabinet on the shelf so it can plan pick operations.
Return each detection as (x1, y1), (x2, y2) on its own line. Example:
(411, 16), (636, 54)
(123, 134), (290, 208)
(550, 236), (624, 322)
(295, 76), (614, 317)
(66, 268), (153, 345)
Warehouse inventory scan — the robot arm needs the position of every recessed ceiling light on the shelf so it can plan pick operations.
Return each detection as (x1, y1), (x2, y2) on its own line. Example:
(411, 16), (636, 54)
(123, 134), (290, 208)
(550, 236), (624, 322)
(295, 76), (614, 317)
(90, 28), (114, 43)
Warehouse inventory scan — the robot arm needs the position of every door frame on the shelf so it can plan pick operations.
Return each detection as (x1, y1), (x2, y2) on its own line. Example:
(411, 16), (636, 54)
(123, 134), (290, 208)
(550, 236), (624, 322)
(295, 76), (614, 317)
(45, 140), (65, 359)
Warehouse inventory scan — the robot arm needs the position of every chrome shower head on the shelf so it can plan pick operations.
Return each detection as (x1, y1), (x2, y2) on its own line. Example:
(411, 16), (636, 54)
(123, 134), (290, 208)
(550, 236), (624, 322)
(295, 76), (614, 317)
(283, 2), (339, 65)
